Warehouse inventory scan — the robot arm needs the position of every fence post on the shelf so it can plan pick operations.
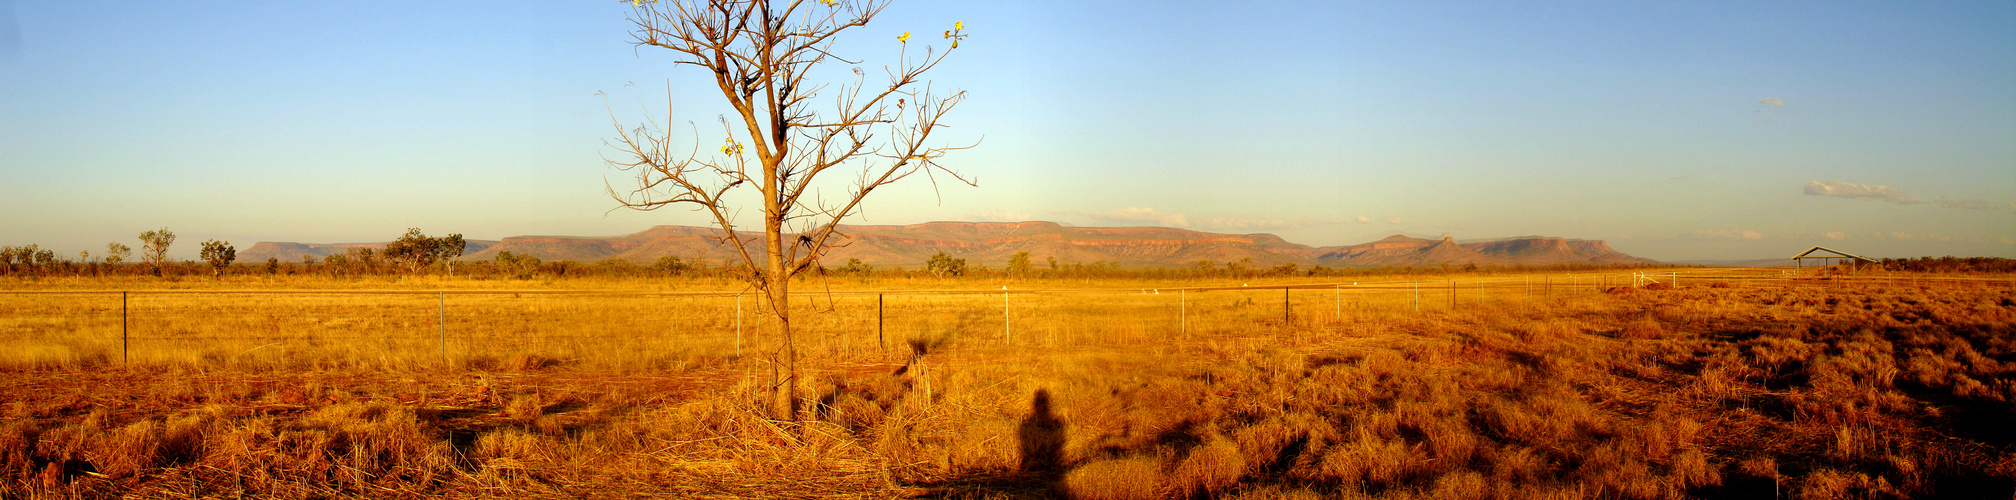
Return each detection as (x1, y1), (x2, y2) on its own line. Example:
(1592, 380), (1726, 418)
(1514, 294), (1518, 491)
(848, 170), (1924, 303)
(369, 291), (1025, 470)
(1004, 287), (1011, 345)
(1414, 282), (1420, 312)
(1180, 289), (1186, 338)
(121, 291), (129, 364)
(438, 292), (446, 365)
(877, 293), (884, 353)
(1449, 280), (1455, 309)
(1283, 287), (1290, 326)
(1334, 284), (1341, 321)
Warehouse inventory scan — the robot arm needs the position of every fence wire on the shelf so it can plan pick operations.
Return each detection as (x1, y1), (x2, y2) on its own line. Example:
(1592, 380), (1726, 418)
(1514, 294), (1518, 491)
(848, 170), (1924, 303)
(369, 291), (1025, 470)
(2, 270), (2010, 367)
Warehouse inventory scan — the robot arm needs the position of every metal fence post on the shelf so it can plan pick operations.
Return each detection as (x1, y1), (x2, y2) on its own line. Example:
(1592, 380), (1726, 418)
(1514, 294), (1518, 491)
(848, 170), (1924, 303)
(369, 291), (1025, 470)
(1283, 287), (1290, 325)
(877, 293), (884, 353)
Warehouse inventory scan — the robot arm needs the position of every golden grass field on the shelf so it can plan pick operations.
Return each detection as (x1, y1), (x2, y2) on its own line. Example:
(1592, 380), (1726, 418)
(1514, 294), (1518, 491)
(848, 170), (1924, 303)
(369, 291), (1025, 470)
(2, 269), (2013, 499)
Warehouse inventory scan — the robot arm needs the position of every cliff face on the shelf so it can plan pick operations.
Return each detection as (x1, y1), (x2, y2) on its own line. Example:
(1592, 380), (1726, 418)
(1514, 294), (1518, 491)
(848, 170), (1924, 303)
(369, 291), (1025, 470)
(247, 222), (1660, 268)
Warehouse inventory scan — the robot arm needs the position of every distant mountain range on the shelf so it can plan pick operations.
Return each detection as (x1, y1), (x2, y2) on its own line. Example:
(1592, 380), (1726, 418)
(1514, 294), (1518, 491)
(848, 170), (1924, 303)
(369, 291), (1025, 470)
(1670, 258), (1798, 268)
(240, 221), (1661, 268)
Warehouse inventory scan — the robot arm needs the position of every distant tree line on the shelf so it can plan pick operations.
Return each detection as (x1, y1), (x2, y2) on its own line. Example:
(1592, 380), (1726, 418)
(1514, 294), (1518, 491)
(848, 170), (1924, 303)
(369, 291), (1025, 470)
(1877, 257), (2016, 274)
(16, 231), (2008, 281)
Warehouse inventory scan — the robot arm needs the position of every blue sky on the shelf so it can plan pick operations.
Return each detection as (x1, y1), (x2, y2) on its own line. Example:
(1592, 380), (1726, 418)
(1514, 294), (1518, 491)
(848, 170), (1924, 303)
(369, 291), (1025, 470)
(1, 0), (2011, 261)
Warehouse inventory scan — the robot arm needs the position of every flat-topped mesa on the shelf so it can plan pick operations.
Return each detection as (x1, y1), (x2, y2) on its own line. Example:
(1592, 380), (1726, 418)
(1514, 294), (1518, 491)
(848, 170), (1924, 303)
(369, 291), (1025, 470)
(242, 222), (1658, 268)
(239, 240), (499, 262)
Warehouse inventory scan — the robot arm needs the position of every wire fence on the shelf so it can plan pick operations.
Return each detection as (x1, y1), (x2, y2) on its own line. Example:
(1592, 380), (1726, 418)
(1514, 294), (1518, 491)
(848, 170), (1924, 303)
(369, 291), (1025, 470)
(3, 269), (2010, 368)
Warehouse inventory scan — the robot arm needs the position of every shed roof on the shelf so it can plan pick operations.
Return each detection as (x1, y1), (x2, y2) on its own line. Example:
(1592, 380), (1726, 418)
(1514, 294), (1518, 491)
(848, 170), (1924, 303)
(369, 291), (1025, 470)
(1791, 246), (1877, 263)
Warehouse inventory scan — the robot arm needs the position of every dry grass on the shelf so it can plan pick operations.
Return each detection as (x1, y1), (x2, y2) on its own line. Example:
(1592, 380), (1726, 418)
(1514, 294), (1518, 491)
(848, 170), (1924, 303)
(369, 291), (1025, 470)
(1, 271), (2012, 498)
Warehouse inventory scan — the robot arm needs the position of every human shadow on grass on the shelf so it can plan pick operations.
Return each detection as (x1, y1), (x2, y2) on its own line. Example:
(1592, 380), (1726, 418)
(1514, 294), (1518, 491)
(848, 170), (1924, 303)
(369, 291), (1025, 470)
(1019, 389), (1066, 478)
(908, 388), (1070, 499)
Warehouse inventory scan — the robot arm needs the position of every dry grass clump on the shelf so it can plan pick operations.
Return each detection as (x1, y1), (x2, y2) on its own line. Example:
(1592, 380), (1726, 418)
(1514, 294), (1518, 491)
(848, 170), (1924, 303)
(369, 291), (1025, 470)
(1063, 457), (1166, 500)
(1, 274), (2012, 498)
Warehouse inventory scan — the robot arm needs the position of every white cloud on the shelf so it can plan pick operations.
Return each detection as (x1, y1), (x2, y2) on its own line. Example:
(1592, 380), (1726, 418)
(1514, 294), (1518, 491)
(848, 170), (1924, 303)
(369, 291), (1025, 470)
(1692, 229), (1764, 240)
(967, 210), (1032, 222)
(1803, 180), (1921, 204)
(1383, 217), (1403, 224)
(1355, 216), (1372, 224)
(1759, 97), (1784, 108)
(1821, 231), (1847, 240)
(1060, 207), (1189, 228)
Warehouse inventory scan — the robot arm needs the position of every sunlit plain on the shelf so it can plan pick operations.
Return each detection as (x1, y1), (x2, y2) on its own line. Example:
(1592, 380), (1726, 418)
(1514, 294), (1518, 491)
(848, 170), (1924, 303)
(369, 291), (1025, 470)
(3, 269), (2013, 498)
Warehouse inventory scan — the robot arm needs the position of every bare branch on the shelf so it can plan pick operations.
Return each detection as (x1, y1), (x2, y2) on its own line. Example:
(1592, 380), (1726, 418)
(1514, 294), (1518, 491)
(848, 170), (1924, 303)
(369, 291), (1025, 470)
(603, 0), (971, 421)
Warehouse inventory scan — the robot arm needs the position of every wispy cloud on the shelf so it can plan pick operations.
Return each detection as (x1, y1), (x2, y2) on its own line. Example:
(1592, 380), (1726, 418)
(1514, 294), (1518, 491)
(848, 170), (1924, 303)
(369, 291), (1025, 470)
(1058, 207), (1189, 227)
(1691, 229), (1764, 240)
(1383, 217), (1403, 224)
(1355, 216), (1372, 224)
(1803, 180), (1921, 204)
(1758, 97), (1784, 108)
(1821, 231), (1847, 240)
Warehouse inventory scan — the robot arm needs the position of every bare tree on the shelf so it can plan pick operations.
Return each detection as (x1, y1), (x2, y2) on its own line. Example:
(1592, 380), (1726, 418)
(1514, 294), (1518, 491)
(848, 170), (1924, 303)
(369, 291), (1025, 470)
(139, 228), (175, 277)
(605, 0), (975, 419)
(105, 242), (131, 268)
(0, 246), (16, 276)
(11, 244), (41, 277)
(436, 234), (467, 276)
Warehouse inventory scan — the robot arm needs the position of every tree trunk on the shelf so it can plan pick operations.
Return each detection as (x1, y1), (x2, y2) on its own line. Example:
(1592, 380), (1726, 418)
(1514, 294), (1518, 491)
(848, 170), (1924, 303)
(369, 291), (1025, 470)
(764, 217), (799, 421)
(768, 278), (797, 420)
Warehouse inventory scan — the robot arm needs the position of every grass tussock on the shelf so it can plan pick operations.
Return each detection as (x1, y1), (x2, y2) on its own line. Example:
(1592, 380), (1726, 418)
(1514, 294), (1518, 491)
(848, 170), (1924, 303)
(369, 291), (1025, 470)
(0, 273), (2012, 498)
